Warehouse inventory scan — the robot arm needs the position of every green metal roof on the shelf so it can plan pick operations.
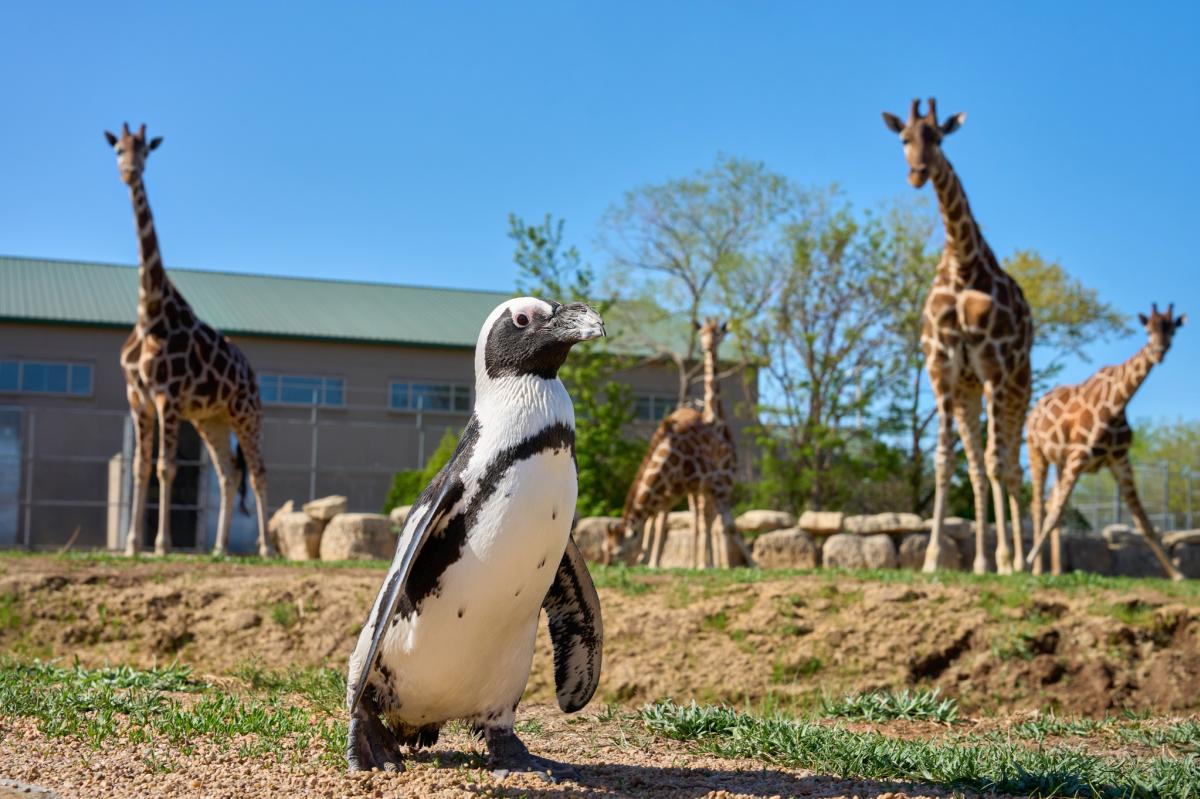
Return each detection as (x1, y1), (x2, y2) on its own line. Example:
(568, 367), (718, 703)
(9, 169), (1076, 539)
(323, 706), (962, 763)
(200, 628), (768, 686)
(0, 255), (510, 349)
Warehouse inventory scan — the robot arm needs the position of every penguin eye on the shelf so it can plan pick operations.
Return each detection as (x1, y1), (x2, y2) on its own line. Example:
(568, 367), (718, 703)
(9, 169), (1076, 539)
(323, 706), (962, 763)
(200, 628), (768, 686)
(513, 312), (530, 328)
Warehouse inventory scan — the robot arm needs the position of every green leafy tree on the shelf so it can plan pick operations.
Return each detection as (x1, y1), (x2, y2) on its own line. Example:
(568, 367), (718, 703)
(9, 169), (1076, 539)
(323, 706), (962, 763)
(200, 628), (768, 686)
(382, 428), (459, 513)
(510, 213), (644, 517)
(1130, 418), (1200, 524)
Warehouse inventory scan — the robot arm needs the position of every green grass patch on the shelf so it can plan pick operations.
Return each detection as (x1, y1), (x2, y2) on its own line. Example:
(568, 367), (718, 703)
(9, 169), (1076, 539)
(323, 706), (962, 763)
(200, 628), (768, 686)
(0, 659), (345, 766)
(701, 610), (729, 632)
(229, 662), (346, 714)
(587, 565), (655, 596)
(822, 688), (959, 724)
(771, 657), (822, 684)
(268, 601), (299, 629)
(642, 700), (1200, 799)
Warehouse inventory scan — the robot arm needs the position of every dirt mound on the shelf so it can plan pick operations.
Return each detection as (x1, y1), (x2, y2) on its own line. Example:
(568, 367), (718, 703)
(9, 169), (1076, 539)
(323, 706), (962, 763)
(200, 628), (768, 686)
(2, 555), (1198, 717)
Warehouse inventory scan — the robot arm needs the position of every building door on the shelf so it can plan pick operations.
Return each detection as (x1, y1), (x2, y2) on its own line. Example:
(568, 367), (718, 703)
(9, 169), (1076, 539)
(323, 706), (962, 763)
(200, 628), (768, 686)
(0, 409), (19, 547)
(136, 422), (202, 550)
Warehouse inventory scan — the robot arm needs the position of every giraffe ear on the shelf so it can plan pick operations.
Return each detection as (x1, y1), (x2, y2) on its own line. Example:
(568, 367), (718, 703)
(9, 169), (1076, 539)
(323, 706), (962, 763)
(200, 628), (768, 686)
(882, 112), (905, 133)
(693, 320), (701, 331)
(104, 131), (118, 147)
(1138, 313), (1149, 326)
(940, 112), (967, 135)
(148, 137), (163, 151)
(720, 322), (729, 334)
(1176, 314), (1187, 329)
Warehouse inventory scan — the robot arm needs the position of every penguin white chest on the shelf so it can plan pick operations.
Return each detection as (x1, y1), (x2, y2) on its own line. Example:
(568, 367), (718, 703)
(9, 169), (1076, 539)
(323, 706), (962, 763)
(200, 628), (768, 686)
(378, 445), (576, 724)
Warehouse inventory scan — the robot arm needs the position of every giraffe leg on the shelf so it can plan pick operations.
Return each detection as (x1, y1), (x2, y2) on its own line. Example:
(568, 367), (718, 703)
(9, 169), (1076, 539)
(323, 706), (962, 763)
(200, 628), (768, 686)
(691, 494), (705, 569)
(1027, 446), (1049, 575)
(636, 516), (652, 566)
(1002, 411), (1028, 573)
(925, 406), (954, 572)
(1111, 457), (1182, 581)
(232, 412), (271, 557)
(125, 394), (155, 557)
(195, 417), (237, 557)
(152, 394), (180, 556)
(651, 511), (668, 568)
(1026, 455), (1086, 569)
(953, 388), (991, 574)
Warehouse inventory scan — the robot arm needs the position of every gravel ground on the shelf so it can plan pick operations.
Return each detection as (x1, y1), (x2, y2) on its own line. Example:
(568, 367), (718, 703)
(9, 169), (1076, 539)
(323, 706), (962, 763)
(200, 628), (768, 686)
(0, 705), (976, 799)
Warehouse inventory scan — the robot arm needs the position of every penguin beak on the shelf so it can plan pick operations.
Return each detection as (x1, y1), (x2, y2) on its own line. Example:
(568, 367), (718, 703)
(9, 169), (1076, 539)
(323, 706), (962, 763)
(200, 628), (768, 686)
(550, 303), (606, 343)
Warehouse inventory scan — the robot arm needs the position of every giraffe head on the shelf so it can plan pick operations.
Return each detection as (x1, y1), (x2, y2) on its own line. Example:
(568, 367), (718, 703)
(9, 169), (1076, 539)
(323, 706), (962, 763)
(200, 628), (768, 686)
(695, 317), (728, 355)
(103, 122), (162, 185)
(1138, 303), (1186, 364)
(882, 98), (966, 188)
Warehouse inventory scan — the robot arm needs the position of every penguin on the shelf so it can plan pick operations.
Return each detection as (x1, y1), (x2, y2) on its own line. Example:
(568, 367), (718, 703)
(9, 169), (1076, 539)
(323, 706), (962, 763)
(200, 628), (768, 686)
(346, 297), (606, 780)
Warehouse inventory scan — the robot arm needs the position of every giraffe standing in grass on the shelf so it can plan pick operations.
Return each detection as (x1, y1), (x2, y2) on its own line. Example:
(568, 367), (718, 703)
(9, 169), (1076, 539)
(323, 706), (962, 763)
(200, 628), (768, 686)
(1026, 304), (1185, 580)
(105, 123), (271, 557)
(623, 319), (748, 568)
(883, 98), (1034, 574)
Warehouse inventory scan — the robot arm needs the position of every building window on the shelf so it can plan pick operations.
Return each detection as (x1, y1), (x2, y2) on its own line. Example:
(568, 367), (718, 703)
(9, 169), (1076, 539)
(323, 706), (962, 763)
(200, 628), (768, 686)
(634, 393), (676, 422)
(389, 382), (471, 413)
(259, 374), (345, 407)
(0, 360), (92, 397)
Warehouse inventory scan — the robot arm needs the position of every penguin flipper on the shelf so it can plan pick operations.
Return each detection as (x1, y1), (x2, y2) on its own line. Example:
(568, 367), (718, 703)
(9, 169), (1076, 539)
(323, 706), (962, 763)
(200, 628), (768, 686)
(542, 536), (603, 713)
(347, 420), (481, 714)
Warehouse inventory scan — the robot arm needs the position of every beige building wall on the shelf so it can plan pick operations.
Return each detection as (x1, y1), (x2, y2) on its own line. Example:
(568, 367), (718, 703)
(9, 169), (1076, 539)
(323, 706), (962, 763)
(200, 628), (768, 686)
(0, 321), (758, 551)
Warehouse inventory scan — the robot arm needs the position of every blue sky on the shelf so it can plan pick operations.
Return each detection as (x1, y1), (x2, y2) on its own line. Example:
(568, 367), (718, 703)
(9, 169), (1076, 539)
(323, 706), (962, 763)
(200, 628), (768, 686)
(2, 1), (1197, 421)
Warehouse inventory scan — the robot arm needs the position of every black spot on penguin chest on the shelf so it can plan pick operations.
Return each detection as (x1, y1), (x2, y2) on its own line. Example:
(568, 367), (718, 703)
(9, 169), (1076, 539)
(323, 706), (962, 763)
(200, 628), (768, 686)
(401, 421), (576, 617)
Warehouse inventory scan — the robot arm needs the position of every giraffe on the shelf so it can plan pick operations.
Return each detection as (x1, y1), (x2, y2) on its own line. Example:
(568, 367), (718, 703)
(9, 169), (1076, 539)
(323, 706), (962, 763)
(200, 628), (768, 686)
(883, 98), (1034, 575)
(1026, 304), (1185, 581)
(105, 122), (271, 558)
(623, 318), (749, 568)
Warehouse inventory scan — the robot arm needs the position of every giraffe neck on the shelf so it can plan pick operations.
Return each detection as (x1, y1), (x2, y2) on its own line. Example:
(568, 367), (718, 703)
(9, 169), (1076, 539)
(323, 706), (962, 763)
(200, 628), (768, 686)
(702, 341), (723, 424)
(1109, 344), (1156, 410)
(929, 154), (988, 270)
(128, 179), (177, 331)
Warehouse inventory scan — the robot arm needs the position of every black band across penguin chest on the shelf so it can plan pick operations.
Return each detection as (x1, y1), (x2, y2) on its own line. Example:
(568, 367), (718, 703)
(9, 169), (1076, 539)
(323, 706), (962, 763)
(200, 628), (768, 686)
(396, 419), (576, 621)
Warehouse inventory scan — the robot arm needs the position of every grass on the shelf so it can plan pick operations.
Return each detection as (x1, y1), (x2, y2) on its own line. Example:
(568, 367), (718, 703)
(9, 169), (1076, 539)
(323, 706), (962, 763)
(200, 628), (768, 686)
(0, 658), (346, 766)
(268, 601), (299, 629)
(771, 657), (823, 684)
(821, 688), (959, 724)
(642, 700), (1200, 799)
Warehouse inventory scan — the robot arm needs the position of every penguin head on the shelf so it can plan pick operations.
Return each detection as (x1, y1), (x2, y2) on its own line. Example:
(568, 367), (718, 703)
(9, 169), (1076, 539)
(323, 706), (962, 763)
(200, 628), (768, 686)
(476, 297), (605, 381)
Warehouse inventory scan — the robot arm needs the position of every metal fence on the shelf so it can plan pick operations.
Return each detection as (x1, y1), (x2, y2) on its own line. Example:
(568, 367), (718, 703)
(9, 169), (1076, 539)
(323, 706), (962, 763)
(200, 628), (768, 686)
(0, 398), (462, 553)
(1066, 461), (1200, 533)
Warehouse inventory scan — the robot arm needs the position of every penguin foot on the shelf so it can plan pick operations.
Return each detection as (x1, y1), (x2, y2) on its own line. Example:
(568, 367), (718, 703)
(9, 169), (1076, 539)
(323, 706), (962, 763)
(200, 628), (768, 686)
(484, 726), (579, 783)
(347, 706), (405, 772)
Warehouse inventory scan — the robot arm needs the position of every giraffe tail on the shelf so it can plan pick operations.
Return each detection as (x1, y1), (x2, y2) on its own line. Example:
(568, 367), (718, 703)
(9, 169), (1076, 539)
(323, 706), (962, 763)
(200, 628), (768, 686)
(234, 442), (250, 515)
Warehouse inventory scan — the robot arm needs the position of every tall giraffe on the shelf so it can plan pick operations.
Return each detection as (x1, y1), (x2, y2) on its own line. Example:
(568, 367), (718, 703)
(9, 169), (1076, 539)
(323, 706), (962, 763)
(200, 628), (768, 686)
(623, 318), (746, 568)
(105, 123), (271, 557)
(883, 99), (1034, 574)
(1026, 304), (1185, 580)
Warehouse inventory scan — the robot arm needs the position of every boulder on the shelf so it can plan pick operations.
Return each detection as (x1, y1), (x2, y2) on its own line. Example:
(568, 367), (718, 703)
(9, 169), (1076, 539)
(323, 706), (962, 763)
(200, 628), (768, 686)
(735, 510), (797, 535)
(798, 510), (844, 535)
(1172, 542), (1200, 579)
(267, 499), (295, 551)
(897, 532), (962, 571)
(304, 495), (348, 523)
(924, 516), (976, 542)
(861, 535), (899, 569)
(274, 512), (322, 561)
(667, 510), (693, 531)
(845, 512), (924, 535)
(1065, 534), (1112, 575)
(319, 513), (393, 561)
(388, 505), (412, 531)
(752, 528), (818, 570)
(573, 516), (625, 564)
(1102, 523), (1138, 546)
(1163, 529), (1200, 548)
(821, 533), (897, 571)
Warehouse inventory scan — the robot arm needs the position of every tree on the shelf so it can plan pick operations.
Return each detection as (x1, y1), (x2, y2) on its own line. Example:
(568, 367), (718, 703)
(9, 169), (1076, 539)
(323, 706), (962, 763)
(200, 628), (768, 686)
(383, 428), (458, 513)
(509, 213), (644, 517)
(1003, 249), (1130, 390)
(598, 154), (789, 405)
(868, 197), (940, 513)
(1131, 418), (1200, 525)
(728, 187), (896, 512)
